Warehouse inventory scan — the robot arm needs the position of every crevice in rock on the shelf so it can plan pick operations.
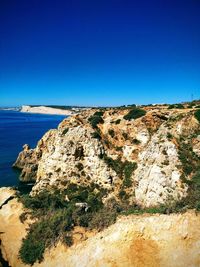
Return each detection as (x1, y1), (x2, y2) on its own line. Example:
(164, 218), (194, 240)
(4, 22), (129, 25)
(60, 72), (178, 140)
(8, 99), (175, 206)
(0, 240), (9, 267)
(0, 196), (15, 210)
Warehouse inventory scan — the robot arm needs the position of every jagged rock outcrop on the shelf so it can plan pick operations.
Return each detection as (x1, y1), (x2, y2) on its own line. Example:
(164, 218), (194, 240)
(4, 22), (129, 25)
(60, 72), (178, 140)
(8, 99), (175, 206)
(1, 188), (200, 267)
(134, 124), (186, 207)
(13, 107), (200, 206)
(32, 124), (118, 194)
(13, 144), (39, 182)
(14, 109), (200, 207)
(2, 107), (200, 266)
(13, 130), (57, 182)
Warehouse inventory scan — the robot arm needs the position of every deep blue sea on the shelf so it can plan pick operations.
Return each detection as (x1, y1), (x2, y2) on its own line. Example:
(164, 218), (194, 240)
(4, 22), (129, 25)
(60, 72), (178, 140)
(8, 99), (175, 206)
(0, 110), (66, 187)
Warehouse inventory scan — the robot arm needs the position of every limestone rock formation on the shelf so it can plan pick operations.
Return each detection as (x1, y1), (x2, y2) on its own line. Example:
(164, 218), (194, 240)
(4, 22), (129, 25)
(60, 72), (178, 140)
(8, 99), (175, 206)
(2, 106), (200, 266)
(13, 107), (200, 207)
(13, 130), (57, 182)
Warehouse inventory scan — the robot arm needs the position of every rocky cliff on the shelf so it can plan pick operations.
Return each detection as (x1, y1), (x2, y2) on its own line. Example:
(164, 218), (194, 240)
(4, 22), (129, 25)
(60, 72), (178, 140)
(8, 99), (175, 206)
(1, 105), (200, 266)
(14, 106), (200, 207)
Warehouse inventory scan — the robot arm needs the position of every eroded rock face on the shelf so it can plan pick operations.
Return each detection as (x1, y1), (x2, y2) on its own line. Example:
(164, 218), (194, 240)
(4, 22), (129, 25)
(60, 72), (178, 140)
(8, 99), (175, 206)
(32, 125), (118, 194)
(13, 130), (57, 183)
(13, 144), (40, 182)
(13, 107), (200, 207)
(0, 188), (27, 267)
(2, 108), (200, 267)
(1, 189), (200, 267)
(134, 124), (187, 207)
(0, 187), (16, 207)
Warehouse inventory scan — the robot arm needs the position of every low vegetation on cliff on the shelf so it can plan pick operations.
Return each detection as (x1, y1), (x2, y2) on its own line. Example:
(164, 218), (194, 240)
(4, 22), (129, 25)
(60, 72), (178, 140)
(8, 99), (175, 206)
(18, 183), (118, 264)
(123, 107), (146, 120)
(18, 166), (200, 265)
(13, 102), (200, 265)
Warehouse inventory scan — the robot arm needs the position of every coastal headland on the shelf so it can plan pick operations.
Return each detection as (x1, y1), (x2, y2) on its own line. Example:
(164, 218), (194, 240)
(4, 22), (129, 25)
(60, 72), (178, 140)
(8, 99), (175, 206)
(1, 101), (200, 266)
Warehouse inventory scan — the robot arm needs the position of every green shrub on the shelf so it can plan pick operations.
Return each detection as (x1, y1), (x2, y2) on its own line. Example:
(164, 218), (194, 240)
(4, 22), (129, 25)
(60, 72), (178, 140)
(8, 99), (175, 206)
(123, 162), (137, 187)
(19, 212), (29, 223)
(122, 132), (128, 140)
(88, 205), (117, 230)
(93, 111), (104, 117)
(123, 204), (167, 216)
(76, 163), (84, 171)
(116, 146), (123, 152)
(127, 104), (136, 108)
(175, 133), (200, 211)
(87, 192), (103, 212)
(18, 182), (113, 264)
(178, 169), (200, 211)
(168, 104), (184, 109)
(74, 213), (92, 227)
(123, 108), (146, 121)
(62, 128), (69, 135)
(118, 190), (128, 200)
(108, 129), (115, 138)
(168, 104), (175, 109)
(132, 138), (141, 145)
(103, 155), (137, 187)
(192, 170), (200, 188)
(114, 119), (121, 124)
(74, 146), (84, 160)
(91, 131), (101, 140)
(178, 140), (199, 176)
(167, 132), (173, 139)
(176, 104), (184, 109)
(88, 111), (104, 128)
(188, 104), (195, 108)
(194, 109), (200, 123)
(89, 209), (117, 230)
(103, 155), (124, 178)
(19, 208), (73, 265)
(19, 230), (45, 265)
(63, 233), (73, 246)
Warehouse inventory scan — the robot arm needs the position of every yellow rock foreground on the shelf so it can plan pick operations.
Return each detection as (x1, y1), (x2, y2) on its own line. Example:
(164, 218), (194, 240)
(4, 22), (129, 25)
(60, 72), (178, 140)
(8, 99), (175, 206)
(1, 188), (200, 267)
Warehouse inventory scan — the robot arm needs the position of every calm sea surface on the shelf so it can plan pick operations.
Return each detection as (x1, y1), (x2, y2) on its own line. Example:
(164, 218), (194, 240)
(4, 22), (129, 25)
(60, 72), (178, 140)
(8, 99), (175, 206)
(0, 110), (66, 187)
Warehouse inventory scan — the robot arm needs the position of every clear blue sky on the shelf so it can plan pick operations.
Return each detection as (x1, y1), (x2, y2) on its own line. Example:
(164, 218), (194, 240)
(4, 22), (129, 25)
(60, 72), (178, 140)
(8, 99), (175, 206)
(0, 0), (200, 106)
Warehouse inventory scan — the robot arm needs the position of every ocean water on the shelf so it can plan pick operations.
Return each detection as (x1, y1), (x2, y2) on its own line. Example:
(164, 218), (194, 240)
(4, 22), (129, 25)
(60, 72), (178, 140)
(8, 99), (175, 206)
(0, 110), (66, 187)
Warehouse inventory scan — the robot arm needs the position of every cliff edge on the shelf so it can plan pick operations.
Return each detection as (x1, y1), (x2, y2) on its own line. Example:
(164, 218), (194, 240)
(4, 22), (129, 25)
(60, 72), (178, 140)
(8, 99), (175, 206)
(2, 105), (200, 266)
(1, 187), (200, 267)
(14, 106), (200, 207)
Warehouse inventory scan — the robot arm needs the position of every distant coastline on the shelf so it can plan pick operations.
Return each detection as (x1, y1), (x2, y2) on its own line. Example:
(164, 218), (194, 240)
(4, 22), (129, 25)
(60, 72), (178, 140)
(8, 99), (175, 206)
(21, 105), (77, 115)
(0, 107), (20, 111)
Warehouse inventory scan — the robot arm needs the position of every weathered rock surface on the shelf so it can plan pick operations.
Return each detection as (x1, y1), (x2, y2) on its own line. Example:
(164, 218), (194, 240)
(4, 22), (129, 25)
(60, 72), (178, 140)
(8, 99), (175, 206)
(32, 124), (118, 194)
(2, 107), (200, 266)
(13, 130), (57, 182)
(0, 187), (16, 208)
(41, 211), (200, 267)
(13, 144), (39, 182)
(0, 188), (27, 267)
(13, 107), (200, 206)
(1, 188), (200, 267)
(134, 124), (187, 207)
